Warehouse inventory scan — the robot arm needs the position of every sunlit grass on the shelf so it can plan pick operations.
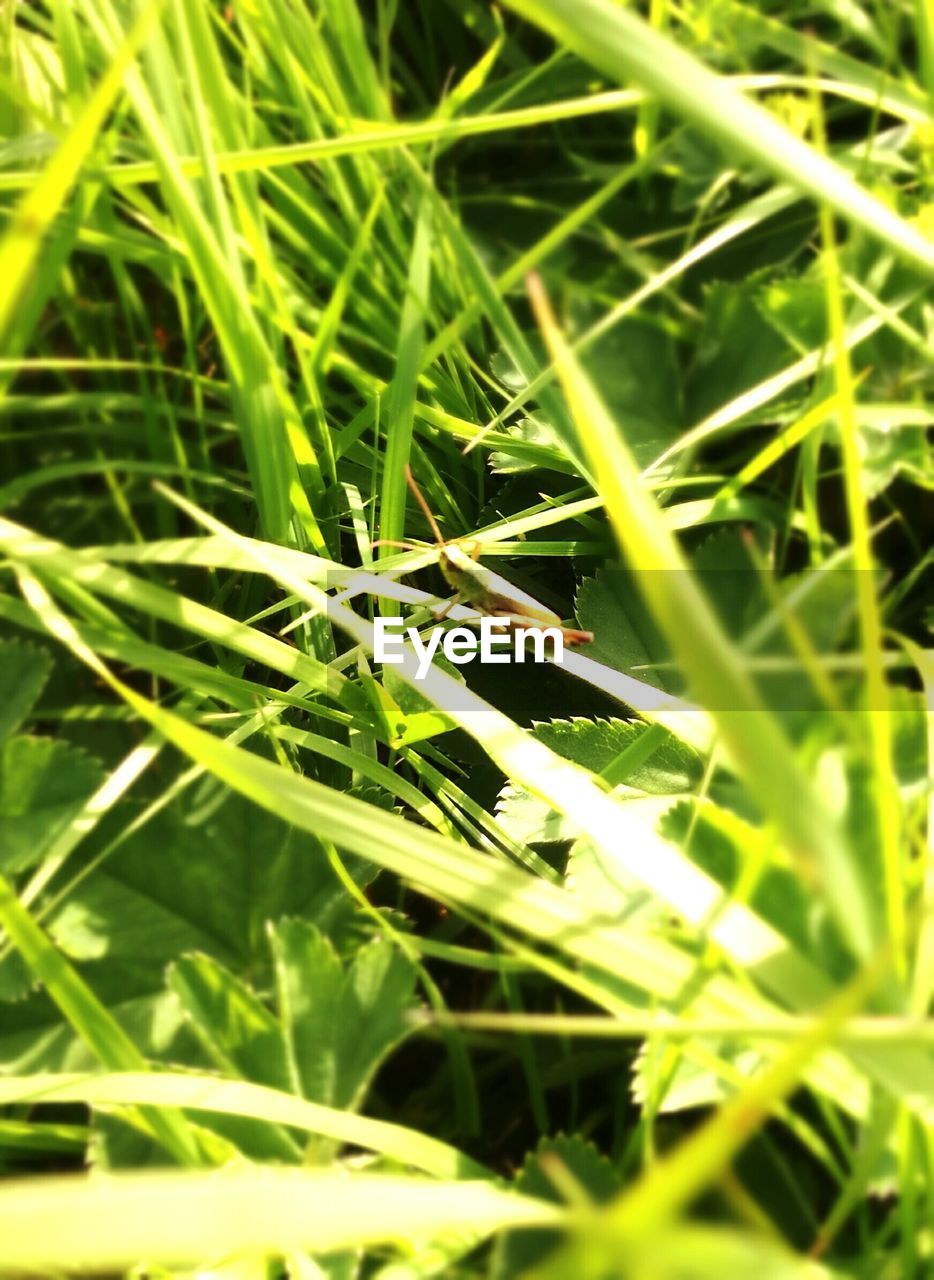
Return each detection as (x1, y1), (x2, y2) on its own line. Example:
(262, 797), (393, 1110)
(0, 0), (930, 1275)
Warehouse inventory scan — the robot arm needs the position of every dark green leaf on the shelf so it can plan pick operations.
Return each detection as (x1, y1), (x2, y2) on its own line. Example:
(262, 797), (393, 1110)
(270, 919), (418, 1111)
(0, 641), (50, 744)
(0, 736), (103, 874)
(491, 1134), (622, 1279)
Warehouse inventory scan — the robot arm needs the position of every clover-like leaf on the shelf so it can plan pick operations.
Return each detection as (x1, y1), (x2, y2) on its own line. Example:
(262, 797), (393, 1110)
(0, 640), (51, 744)
(490, 1134), (622, 1279)
(533, 717), (702, 792)
(0, 736), (103, 875)
(576, 570), (676, 692)
(48, 788), (372, 973)
(270, 918), (418, 1111)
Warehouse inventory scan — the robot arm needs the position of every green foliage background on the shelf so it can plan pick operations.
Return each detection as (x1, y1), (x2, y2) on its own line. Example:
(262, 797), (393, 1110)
(0, 0), (931, 1275)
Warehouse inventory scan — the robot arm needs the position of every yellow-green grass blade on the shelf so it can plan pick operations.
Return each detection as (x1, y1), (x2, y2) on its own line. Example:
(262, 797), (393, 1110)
(528, 273), (878, 967)
(0, 1168), (562, 1271)
(0, 0), (162, 344)
(813, 159), (904, 971)
(10, 511), (934, 1135)
(0, 89), (644, 192)
(0, 869), (199, 1168)
(379, 193), (432, 553)
(418, 1009), (934, 1048)
(0, 1073), (488, 1181)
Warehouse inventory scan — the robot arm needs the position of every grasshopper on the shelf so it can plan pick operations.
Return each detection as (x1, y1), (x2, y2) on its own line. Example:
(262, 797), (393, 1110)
(389, 465), (593, 646)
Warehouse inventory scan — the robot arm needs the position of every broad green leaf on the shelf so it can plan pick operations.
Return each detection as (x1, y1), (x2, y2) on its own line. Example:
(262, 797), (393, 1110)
(0, 949), (31, 1003)
(49, 788), (371, 974)
(0, 736), (103, 874)
(633, 1036), (767, 1114)
(169, 953), (292, 1094)
(756, 275), (829, 356)
(690, 529), (766, 638)
(576, 571), (675, 694)
(270, 919), (418, 1111)
(491, 1134), (622, 1279)
(532, 718), (703, 794)
(488, 417), (566, 476)
(496, 718), (701, 848)
(494, 783), (579, 846)
(859, 419), (933, 498)
(0, 640), (50, 743)
(577, 312), (682, 468)
(685, 278), (791, 424)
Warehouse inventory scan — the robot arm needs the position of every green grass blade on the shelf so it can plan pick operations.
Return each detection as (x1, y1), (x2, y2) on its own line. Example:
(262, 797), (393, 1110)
(0, 1169), (562, 1270)
(0, 1072), (488, 1180)
(528, 273), (878, 966)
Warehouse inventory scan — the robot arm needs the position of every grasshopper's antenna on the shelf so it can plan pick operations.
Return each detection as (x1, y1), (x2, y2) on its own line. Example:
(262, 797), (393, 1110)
(404, 464), (445, 546)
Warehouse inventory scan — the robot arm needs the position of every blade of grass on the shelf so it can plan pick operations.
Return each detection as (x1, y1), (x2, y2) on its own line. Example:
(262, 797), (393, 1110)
(0, 88), (645, 192)
(528, 272), (879, 967)
(379, 192), (432, 554)
(810, 81), (905, 974)
(0, 1073), (489, 1180)
(0, 864), (199, 1167)
(0, 1169), (562, 1271)
(0, 0), (163, 344)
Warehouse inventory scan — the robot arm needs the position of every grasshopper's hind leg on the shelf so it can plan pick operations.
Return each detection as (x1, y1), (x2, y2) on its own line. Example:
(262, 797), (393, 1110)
(433, 593), (461, 623)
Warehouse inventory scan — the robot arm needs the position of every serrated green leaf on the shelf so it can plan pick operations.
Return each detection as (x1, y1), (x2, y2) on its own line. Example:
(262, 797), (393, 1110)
(576, 571), (676, 693)
(532, 718), (702, 793)
(489, 417), (564, 475)
(632, 1037), (767, 1114)
(0, 640), (50, 743)
(494, 783), (578, 846)
(270, 919), (418, 1112)
(756, 275), (829, 356)
(691, 529), (766, 638)
(49, 788), (371, 972)
(491, 1134), (622, 1279)
(169, 953), (292, 1095)
(0, 949), (32, 1004)
(685, 278), (791, 423)
(0, 736), (103, 874)
(576, 312), (682, 468)
(859, 420), (933, 498)
(496, 718), (701, 848)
